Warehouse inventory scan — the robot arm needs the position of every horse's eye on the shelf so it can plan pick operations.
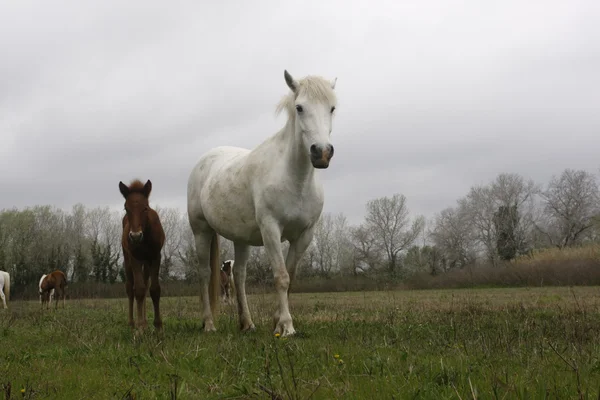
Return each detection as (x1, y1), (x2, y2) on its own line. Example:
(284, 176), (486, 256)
(331, 106), (336, 113)
(295, 105), (303, 113)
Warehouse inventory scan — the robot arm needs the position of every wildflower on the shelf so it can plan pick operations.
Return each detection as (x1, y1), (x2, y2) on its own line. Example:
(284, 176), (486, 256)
(274, 333), (281, 338)
(334, 354), (340, 359)
(337, 359), (344, 365)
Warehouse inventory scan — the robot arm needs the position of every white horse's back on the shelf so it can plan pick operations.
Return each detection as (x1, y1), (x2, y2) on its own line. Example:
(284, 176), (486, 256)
(187, 145), (263, 244)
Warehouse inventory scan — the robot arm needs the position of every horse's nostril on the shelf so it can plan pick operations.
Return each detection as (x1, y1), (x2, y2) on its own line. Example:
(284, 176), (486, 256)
(310, 144), (318, 155)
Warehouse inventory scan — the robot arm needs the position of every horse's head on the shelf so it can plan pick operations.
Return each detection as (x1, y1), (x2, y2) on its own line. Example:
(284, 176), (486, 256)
(119, 179), (152, 244)
(222, 260), (233, 276)
(283, 70), (337, 169)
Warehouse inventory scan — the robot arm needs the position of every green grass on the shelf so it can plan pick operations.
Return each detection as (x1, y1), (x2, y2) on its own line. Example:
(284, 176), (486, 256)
(2, 287), (600, 399)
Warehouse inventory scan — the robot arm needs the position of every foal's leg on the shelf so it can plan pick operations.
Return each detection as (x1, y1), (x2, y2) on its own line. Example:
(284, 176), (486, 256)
(193, 230), (217, 332)
(149, 255), (163, 330)
(131, 261), (148, 330)
(142, 265), (151, 323)
(232, 242), (254, 331)
(125, 265), (135, 328)
(259, 220), (295, 336)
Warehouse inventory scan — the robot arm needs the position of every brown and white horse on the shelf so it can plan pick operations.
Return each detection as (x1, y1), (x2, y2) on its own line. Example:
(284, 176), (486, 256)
(39, 270), (67, 309)
(220, 260), (235, 305)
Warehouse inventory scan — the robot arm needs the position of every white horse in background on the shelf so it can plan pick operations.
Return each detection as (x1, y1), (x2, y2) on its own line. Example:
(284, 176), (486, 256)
(0, 270), (10, 309)
(39, 274), (55, 306)
(187, 70), (338, 336)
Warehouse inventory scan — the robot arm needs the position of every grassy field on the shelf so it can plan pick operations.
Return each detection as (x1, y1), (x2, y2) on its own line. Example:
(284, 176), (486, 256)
(2, 287), (600, 399)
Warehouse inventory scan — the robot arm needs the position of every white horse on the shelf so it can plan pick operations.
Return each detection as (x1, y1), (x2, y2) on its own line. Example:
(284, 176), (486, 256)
(187, 70), (338, 336)
(0, 270), (10, 309)
(39, 274), (55, 306)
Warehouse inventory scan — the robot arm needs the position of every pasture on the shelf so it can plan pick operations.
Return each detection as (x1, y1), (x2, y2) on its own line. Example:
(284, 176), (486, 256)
(2, 287), (600, 399)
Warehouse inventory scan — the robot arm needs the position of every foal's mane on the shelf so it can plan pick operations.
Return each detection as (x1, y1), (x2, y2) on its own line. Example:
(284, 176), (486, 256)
(275, 75), (337, 119)
(127, 179), (151, 198)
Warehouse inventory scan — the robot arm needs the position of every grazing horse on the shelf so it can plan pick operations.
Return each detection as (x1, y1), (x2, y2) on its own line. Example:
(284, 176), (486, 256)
(39, 274), (55, 306)
(220, 260), (235, 305)
(0, 270), (10, 309)
(119, 179), (165, 331)
(187, 70), (338, 336)
(39, 270), (67, 309)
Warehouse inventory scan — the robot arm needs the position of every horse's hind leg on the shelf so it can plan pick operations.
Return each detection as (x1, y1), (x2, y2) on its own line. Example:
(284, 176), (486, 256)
(192, 229), (217, 332)
(232, 242), (254, 332)
(149, 256), (163, 330)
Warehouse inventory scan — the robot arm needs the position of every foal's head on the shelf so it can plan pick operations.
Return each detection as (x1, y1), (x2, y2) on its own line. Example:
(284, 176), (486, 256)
(277, 70), (338, 169)
(119, 179), (152, 243)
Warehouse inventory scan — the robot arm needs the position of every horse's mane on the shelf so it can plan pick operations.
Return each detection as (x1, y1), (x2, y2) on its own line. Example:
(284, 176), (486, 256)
(127, 179), (151, 198)
(275, 75), (337, 119)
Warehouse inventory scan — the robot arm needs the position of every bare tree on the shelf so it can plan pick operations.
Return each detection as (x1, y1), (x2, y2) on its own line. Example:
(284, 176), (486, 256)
(349, 224), (381, 274)
(156, 206), (184, 280)
(429, 205), (476, 270)
(364, 194), (425, 277)
(538, 169), (600, 248)
(462, 173), (539, 264)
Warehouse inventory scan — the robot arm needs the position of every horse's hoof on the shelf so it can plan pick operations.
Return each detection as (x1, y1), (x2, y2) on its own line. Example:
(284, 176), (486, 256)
(202, 320), (217, 333)
(240, 322), (256, 333)
(274, 320), (296, 337)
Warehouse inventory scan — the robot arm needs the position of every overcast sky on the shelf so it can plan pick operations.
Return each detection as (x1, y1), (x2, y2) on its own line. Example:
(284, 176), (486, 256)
(1, 0), (598, 225)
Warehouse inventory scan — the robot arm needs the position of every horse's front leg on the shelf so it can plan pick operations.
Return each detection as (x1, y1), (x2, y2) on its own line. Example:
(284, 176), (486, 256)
(124, 262), (135, 328)
(131, 260), (147, 330)
(272, 225), (316, 330)
(259, 220), (294, 336)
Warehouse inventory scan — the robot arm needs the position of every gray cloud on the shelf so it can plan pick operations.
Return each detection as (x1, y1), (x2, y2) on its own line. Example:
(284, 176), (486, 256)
(1, 0), (599, 226)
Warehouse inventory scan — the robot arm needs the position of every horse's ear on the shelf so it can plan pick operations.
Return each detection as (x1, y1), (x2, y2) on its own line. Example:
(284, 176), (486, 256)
(331, 77), (337, 90)
(119, 181), (129, 198)
(284, 70), (298, 92)
(143, 180), (152, 198)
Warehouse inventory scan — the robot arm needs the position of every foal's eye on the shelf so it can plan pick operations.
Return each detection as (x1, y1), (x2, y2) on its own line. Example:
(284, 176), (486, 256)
(295, 105), (303, 113)
(331, 106), (336, 113)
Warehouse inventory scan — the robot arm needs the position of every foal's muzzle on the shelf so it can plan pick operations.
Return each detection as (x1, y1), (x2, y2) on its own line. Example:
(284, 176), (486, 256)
(310, 143), (334, 169)
(129, 231), (143, 243)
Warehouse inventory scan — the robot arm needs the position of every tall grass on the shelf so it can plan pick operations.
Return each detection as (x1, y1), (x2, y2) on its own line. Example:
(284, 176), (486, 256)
(406, 244), (600, 289)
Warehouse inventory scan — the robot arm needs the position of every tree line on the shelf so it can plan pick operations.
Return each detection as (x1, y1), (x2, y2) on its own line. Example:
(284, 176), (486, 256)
(0, 168), (598, 293)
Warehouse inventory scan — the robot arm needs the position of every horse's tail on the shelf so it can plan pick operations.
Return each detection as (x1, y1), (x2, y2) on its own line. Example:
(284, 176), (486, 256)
(208, 231), (221, 318)
(3, 272), (10, 302)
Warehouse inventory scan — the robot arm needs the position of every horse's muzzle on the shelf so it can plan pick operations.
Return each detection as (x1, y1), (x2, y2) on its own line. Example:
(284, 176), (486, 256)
(310, 144), (334, 169)
(129, 231), (144, 243)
